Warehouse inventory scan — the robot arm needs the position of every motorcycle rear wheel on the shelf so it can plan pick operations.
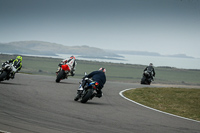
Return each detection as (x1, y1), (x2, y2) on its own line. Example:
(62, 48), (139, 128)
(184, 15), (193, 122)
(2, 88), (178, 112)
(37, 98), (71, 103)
(56, 70), (65, 83)
(81, 89), (93, 103)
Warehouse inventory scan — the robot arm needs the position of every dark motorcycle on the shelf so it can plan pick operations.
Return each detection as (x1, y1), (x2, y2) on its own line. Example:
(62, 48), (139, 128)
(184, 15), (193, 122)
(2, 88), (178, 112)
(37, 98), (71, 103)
(141, 70), (153, 85)
(55, 64), (71, 83)
(74, 73), (100, 103)
(0, 62), (18, 81)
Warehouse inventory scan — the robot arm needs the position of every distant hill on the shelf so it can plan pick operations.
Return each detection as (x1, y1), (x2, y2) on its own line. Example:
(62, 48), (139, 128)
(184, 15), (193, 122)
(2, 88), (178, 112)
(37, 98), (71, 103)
(0, 41), (122, 58)
(106, 50), (161, 56)
(0, 41), (194, 59)
(106, 50), (194, 58)
(163, 54), (194, 58)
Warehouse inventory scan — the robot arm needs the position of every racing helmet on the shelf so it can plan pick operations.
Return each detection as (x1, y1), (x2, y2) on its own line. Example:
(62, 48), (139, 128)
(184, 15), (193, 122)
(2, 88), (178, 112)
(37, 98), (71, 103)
(149, 63), (153, 66)
(70, 55), (76, 59)
(16, 56), (22, 62)
(99, 67), (106, 73)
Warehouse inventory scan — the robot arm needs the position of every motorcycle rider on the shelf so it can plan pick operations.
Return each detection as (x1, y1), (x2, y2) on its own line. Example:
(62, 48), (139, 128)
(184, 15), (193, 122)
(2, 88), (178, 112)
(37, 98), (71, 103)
(1, 56), (22, 79)
(56, 55), (77, 76)
(143, 63), (155, 80)
(79, 67), (106, 98)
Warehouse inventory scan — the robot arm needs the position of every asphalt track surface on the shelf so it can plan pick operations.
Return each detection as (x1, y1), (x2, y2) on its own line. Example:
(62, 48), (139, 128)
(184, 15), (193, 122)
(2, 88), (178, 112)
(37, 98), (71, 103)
(0, 74), (199, 133)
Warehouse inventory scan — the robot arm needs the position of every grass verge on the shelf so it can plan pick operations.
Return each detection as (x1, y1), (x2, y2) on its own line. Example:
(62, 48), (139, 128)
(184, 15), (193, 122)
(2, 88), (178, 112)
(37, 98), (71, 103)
(123, 87), (200, 121)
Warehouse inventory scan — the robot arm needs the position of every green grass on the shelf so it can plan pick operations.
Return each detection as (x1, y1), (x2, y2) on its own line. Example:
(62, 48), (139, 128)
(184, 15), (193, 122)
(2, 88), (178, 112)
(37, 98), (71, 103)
(1, 54), (200, 85)
(155, 67), (200, 85)
(123, 87), (200, 121)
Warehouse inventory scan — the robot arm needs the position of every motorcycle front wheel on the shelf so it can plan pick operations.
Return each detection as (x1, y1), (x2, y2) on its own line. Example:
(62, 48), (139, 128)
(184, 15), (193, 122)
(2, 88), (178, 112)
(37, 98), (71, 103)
(141, 76), (151, 85)
(74, 91), (82, 101)
(141, 76), (146, 84)
(0, 71), (7, 81)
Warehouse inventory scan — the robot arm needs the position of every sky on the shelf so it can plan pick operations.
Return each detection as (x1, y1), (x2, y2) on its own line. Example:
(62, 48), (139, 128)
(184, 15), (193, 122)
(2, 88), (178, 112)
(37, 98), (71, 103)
(0, 0), (200, 58)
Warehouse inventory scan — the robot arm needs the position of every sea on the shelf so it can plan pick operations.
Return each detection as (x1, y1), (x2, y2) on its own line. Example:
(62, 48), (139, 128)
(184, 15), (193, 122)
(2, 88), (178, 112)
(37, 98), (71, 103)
(72, 54), (200, 70)
(3, 53), (200, 70)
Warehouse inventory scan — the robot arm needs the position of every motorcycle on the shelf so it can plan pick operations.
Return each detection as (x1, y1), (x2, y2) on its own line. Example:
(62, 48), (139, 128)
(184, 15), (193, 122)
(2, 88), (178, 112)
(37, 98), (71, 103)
(0, 62), (18, 81)
(55, 64), (71, 83)
(74, 72), (100, 103)
(141, 70), (153, 85)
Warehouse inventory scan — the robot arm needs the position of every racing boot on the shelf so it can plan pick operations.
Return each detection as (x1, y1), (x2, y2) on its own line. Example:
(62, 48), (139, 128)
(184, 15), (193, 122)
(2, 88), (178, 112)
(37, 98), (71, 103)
(70, 71), (75, 76)
(95, 92), (103, 98)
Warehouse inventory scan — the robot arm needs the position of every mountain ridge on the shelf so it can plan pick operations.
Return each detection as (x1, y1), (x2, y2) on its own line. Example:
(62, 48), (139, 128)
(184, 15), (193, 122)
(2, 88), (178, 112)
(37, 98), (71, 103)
(0, 41), (194, 59)
(0, 41), (121, 58)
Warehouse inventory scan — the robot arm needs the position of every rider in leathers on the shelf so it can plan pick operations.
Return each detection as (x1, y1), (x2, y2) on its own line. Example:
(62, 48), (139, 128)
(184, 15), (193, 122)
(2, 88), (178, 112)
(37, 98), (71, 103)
(1, 56), (22, 79)
(80, 67), (106, 98)
(143, 63), (155, 80)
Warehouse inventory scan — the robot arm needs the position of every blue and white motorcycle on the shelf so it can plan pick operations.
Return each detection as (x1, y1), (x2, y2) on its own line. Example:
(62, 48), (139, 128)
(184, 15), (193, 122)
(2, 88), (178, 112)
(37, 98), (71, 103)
(74, 72), (100, 103)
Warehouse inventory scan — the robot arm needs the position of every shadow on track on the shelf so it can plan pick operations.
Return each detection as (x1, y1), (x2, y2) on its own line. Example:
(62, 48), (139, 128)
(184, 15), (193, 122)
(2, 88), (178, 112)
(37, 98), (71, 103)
(54, 82), (77, 85)
(72, 100), (109, 106)
(0, 82), (22, 86)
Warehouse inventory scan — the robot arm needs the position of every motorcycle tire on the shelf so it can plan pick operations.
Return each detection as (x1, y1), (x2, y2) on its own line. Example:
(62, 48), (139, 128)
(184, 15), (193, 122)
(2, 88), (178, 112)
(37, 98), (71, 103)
(141, 77), (146, 84)
(74, 90), (82, 101)
(141, 78), (151, 85)
(74, 94), (81, 101)
(147, 79), (151, 85)
(81, 89), (93, 103)
(0, 71), (7, 81)
(55, 70), (65, 83)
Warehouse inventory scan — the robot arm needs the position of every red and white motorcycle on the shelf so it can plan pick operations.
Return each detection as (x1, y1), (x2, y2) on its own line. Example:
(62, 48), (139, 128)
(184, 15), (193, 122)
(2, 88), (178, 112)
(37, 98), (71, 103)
(55, 59), (75, 83)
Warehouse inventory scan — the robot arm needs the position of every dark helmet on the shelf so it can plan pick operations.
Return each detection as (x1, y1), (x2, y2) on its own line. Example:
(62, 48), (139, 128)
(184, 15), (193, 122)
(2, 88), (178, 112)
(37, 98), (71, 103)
(149, 63), (153, 66)
(99, 67), (106, 73)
